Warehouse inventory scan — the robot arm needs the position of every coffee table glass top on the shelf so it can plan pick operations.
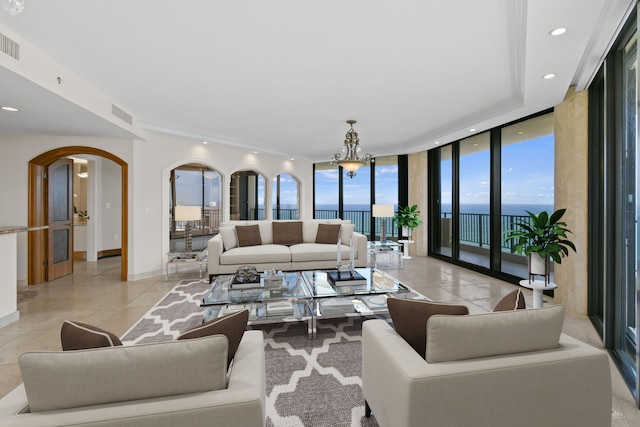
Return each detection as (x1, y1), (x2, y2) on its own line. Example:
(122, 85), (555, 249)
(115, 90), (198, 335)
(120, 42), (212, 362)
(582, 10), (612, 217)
(302, 268), (409, 298)
(201, 271), (310, 306)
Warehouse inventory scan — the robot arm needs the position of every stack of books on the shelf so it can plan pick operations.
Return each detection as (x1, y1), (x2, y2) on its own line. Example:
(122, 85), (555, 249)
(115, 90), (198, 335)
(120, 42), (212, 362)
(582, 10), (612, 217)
(229, 274), (261, 290)
(320, 298), (354, 315)
(217, 303), (256, 318)
(263, 271), (286, 288)
(265, 300), (294, 317)
(327, 270), (367, 287)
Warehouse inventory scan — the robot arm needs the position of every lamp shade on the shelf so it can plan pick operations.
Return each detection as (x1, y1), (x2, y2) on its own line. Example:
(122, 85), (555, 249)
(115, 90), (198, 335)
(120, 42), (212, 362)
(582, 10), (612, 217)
(372, 204), (394, 218)
(174, 205), (201, 221)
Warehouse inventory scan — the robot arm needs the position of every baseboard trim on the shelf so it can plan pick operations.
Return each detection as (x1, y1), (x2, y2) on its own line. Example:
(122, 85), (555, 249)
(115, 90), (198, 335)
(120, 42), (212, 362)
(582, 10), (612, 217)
(0, 311), (19, 328)
(98, 249), (121, 259)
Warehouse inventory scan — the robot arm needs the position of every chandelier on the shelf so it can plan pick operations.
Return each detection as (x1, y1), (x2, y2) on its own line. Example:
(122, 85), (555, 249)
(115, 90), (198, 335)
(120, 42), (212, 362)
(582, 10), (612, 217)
(331, 120), (372, 178)
(2, 0), (24, 15)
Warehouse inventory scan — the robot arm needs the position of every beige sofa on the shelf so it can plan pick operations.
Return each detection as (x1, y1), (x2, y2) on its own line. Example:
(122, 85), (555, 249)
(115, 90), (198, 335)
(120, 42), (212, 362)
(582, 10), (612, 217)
(208, 219), (367, 281)
(0, 331), (266, 427)
(362, 305), (612, 427)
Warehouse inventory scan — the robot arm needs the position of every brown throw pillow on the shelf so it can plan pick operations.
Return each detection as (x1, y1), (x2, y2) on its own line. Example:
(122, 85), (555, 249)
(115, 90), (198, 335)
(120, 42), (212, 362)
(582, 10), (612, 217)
(315, 223), (341, 244)
(177, 309), (249, 367)
(235, 224), (262, 247)
(387, 298), (468, 359)
(273, 221), (303, 245)
(492, 289), (526, 311)
(60, 320), (123, 351)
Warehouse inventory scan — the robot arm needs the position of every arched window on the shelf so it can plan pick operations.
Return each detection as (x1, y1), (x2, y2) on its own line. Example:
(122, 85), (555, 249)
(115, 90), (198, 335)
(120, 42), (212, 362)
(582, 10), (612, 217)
(272, 174), (299, 219)
(169, 164), (222, 251)
(229, 170), (266, 220)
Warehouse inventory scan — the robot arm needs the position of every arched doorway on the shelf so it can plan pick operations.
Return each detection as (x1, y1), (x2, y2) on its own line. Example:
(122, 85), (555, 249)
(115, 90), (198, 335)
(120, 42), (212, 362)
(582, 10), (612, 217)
(28, 146), (128, 283)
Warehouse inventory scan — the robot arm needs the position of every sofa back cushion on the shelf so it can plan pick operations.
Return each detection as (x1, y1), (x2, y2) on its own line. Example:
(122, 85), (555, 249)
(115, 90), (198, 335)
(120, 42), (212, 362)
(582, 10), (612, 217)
(20, 335), (228, 412)
(236, 224), (262, 247)
(219, 226), (238, 250)
(273, 221), (303, 245)
(388, 298), (469, 359)
(426, 305), (564, 363)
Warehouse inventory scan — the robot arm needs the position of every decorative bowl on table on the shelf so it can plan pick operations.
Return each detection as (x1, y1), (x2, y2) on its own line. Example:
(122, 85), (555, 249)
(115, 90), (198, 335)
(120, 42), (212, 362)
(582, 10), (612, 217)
(235, 265), (259, 283)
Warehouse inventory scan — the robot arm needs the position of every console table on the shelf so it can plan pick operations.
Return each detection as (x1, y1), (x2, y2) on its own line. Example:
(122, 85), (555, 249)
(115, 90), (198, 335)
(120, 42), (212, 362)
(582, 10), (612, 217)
(166, 249), (208, 280)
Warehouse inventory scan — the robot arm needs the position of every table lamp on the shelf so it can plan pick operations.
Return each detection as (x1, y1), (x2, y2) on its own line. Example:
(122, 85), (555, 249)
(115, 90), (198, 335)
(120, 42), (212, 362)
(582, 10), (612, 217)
(174, 205), (201, 252)
(372, 204), (394, 243)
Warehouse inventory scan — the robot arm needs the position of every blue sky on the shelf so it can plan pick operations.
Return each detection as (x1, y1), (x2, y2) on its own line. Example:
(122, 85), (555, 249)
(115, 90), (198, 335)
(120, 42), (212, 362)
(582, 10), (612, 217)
(441, 134), (555, 206)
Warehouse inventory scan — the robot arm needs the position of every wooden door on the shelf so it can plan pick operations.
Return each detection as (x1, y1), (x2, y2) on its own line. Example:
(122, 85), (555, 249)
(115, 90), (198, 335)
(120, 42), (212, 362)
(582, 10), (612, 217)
(47, 158), (74, 280)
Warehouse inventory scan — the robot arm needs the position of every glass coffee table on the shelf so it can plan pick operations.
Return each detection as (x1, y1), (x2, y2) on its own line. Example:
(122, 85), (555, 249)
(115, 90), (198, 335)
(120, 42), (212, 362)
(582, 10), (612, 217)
(302, 268), (410, 338)
(202, 268), (411, 338)
(201, 271), (315, 336)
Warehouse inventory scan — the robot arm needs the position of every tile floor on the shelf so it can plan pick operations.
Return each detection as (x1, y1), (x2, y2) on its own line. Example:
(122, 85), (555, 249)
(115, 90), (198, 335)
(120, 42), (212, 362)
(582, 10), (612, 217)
(0, 255), (638, 425)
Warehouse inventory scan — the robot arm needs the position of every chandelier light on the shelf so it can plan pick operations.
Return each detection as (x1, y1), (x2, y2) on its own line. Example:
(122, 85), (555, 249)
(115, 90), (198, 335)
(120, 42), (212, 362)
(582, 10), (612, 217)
(2, 0), (24, 15)
(331, 120), (371, 178)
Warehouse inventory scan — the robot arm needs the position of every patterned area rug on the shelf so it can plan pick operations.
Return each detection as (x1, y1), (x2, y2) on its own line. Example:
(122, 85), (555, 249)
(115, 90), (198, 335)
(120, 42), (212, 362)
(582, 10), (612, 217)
(121, 278), (383, 426)
(121, 279), (624, 427)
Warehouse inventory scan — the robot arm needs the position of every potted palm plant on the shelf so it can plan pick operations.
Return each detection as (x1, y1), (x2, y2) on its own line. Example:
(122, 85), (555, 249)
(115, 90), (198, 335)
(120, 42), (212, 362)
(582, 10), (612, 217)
(393, 204), (423, 238)
(504, 208), (576, 284)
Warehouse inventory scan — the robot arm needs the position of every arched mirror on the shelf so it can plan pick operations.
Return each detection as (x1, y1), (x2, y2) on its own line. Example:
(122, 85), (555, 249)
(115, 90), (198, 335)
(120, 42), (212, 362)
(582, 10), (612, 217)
(230, 170), (266, 220)
(272, 173), (299, 219)
(169, 164), (222, 252)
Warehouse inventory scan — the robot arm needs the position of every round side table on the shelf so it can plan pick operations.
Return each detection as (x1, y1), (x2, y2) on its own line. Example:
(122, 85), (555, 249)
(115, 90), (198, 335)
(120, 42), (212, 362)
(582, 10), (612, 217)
(519, 280), (557, 309)
(398, 240), (414, 259)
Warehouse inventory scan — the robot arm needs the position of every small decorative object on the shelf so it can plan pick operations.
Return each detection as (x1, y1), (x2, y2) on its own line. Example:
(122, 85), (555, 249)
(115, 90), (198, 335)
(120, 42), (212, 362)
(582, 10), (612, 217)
(504, 209), (576, 285)
(336, 238), (356, 276)
(393, 204), (422, 238)
(234, 265), (258, 283)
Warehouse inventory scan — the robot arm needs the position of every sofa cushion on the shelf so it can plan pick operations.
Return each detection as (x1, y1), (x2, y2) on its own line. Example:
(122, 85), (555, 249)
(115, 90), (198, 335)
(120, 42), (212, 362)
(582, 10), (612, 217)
(272, 221), (303, 245)
(315, 223), (341, 244)
(60, 320), (122, 351)
(340, 223), (355, 244)
(236, 224), (262, 247)
(219, 226), (238, 251)
(388, 298), (468, 359)
(19, 336), (228, 413)
(220, 244), (292, 265)
(492, 289), (526, 311)
(177, 309), (249, 367)
(290, 243), (351, 262)
(426, 304), (565, 363)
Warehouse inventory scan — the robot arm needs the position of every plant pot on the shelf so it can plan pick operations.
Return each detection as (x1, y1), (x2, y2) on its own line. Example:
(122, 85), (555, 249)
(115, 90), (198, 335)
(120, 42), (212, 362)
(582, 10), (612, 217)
(402, 227), (411, 239)
(528, 253), (550, 284)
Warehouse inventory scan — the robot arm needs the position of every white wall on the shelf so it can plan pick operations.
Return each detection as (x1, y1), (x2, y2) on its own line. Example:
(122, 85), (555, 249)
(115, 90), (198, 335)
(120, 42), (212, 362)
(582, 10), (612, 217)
(0, 132), (312, 282)
(99, 158), (122, 251)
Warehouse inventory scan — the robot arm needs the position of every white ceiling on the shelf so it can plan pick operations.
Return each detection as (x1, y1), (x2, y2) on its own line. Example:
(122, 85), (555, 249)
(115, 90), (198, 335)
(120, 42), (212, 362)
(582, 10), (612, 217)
(0, 0), (633, 162)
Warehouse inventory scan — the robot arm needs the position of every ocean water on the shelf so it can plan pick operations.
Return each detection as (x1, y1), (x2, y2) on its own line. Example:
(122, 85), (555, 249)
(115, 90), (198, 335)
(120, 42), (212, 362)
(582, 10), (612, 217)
(315, 203), (554, 216)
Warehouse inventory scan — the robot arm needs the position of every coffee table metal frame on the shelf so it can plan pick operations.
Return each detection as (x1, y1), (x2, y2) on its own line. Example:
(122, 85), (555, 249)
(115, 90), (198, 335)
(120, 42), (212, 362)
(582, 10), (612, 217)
(201, 268), (410, 338)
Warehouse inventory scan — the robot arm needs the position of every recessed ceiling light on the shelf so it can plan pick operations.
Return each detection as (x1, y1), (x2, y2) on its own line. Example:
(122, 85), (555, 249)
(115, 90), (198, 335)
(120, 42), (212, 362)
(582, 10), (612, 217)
(1, 106), (19, 112)
(469, 128), (476, 132)
(253, 151), (258, 154)
(517, 131), (525, 135)
(543, 73), (556, 79)
(290, 158), (295, 161)
(434, 141), (440, 145)
(550, 27), (567, 36)
(202, 141), (208, 144)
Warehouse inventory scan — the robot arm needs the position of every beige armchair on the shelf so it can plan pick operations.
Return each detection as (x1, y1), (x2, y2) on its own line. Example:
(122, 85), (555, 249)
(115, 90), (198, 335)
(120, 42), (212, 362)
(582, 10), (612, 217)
(362, 306), (611, 427)
(0, 331), (266, 427)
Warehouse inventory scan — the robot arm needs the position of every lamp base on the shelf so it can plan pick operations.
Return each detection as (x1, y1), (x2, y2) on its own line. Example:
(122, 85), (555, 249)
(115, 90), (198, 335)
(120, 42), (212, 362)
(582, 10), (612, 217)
(380, 218), (387, 243)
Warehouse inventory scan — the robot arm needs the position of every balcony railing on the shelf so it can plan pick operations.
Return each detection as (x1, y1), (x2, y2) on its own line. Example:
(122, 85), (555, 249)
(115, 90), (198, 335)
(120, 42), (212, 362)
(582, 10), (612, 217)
(441, 212), (531, 250)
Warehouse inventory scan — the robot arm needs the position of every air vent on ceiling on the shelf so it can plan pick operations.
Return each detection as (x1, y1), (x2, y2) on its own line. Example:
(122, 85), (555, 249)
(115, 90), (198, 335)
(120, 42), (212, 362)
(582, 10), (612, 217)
(0, 33), (20, 61)
(111, 104), (133, 125)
